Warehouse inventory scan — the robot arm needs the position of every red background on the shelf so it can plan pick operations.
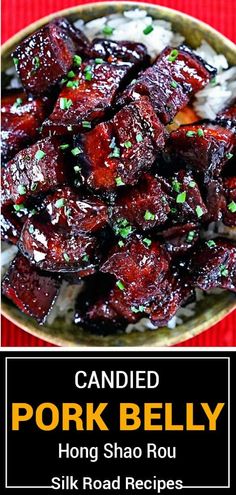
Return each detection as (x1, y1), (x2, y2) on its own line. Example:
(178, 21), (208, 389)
(1, 0), (236, 347)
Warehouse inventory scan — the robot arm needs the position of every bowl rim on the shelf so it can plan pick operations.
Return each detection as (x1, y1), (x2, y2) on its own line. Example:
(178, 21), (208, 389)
(1, 0), (236, 347)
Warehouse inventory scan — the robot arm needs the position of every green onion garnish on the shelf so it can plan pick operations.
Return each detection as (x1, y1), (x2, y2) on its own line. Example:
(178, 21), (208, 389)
(167, 49), (179, 62)
(102, 25), (114, 35)
(55, 198), (65, 208)
(144, 210), (155, 221)
(71, 147), (82, 156)
(59, 97), (73, 110)
(73, 55), (82, 66)
(17, 185), (26, 195)
(116, 280), (125, 291)
(176, 191), (186, 203)
(228, 200), (236, 213)
(143, 25), (154, 35)
(206, 240), (216, 248)
(196, 205), (204, 218)
(115, 177), (125, 186)
(35, 150), (45, 161)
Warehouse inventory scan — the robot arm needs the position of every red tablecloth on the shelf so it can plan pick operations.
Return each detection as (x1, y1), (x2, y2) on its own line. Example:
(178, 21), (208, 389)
(1, 0), (236, 347)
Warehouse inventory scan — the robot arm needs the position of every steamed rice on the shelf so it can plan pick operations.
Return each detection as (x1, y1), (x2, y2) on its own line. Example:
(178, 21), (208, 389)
(2, 8), (236, 333)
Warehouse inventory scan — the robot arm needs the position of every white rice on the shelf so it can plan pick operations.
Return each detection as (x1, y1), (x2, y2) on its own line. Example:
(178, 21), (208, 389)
(2, 8), (236, 333)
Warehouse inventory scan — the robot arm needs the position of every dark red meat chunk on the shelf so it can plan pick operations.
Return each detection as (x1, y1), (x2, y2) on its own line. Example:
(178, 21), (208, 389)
(110, 173), (170, 231)
(216, 101), (236, 132)
(165, 124), (235, 181)
(118, 45), (216, 124)
(204, 177), (236, 226)
(2, 253), (60, 323)
(19, 217), (99, 274)
(1, 90), (50, 162)
(222, 177), (236, 227)
(43, 61), (132, 135)
(170, 170), (208, 222)
(1, 137), (67, 207)
(1, 206), (27, 244)
(161, 223), (200, 256)
(88, 38), (149, 69)
(78, 96), (165, 190)
(101, 235), (170, 305)
(44, 187), (108, 233)
(12, 18), (89, 95)
(188, 239), (236, 292)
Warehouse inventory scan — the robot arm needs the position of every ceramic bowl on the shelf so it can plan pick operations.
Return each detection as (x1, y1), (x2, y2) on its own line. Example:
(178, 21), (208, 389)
(1, 1), (236, 346)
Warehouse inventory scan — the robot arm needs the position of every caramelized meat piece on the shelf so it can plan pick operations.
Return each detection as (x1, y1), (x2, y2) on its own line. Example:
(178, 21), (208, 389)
(19, 217), (98, 274)
(216, 101), (236, 131)
(170, 170), (208, 222)
(43, 61), (132, 135)
(111, 173), (170, 230)
(88, 38), (149, 69)
(101, 235), (170, 305)
(1, 90), (50, 162)
(165, 124), (235, 181)
(1, 206), (27, 244)
(189, 239), (236, 292)
(78, 97), (165, 190)
(44, 187), (108, 232)
(12, 18), (89, 95)
(162, 223), (200, 256)
(222, 177), (236, 227)
(2, 253), (60, 323)
(204, 179), (226, 222)
(1, 138), (67, 207)
(118, 45), (216, 124)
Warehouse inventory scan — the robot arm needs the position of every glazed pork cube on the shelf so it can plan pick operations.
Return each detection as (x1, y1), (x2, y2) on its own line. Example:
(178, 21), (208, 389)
(118, 45), (216, 124)
(12, 18), (89, 95)
(19, 217), (99, 275)
(204, 177), (236, 225)
(1, 253), (60, 323)
(222, 177), (236, 227)
(189, 239), (236, 292)
(165, 124), (235, 181)
(1, 90), (50, 162)
(170, 170), (208, 222)
(161, 223), (200, 256)
(216, 101), (236, 132)
(1, 137), (67, 207)
(77, 96), (165, 191)
(88, 38), (149, 69)
(110, 173), (170, 231)
(101, 235), (170, 305)
(42, 60), (133, 135)
(44, 187), (108, 233)
(1, 206), (27, 244)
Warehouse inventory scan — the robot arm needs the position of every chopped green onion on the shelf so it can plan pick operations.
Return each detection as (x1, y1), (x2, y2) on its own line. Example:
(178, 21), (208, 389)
(170, 207), (177, 214)
(167, 49), (179, 62)
(74, 165), (81, 173)
(220, 264), (229, 277)
(73, 55), (82, 66)
(13, 97), (23, 108)
(189, 181), (196, 188)
(118, 240), (124, 248)
(95, 58), (104, 64)
(66, 80), (79, 89)
(13, 203), (25, 211)
(170, 80), (178, 89)
(116, 280), (125, 291)
(17, 185), (26, 195)
(85, 71), (93, 81)
(71, 147), (82, 156)
(144, 210), (155, 221)
(136, 133), (143, 143)
(143, 238), (152, 247)
(186, 231), (195, 242)
(115, 176), (125, 186)
(186, 130), (196, 137)
(228, 200), (236, 213)
(35, 150), (45, 161)
(176, 191), (186, 204)
(63, 252), (70, 262)
(206, 240), (216, 248)
(55, 198), (65, 208)
(82, 121), (91, 129)
(102, 25), (114, 35)
(32, 56), (40, 69)
(131, 305), (146, 313)
(109, 146), (120, 158)
(67, 70), (75, 78)
(29, 224), (34, 234)
(82, 254), (89, 262)
(59, 97), (73, 110)
(143, 25), (154, 35)
(119, 225), (133, 239)
(196, 205), (204, 218)
(226, 152), (233, 160)
(197, 128), (205, 137)
(172, 180), (181, 193)
(124, 140), (132, 149)
(13, 57), (19, 66)
(31, 182), (38, 191)
(59, 143), (70, 150)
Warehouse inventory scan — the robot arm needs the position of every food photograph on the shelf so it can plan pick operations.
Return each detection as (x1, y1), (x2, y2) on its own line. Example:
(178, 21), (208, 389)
(1, 0), (236, 347)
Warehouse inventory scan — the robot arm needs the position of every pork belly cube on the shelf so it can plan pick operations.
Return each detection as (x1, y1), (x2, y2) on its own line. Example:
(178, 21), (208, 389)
(146, 274), (193, 326)
(19, 217), (98, 275)
(111, 173), (170, 231)
(170, 170), (208, 222)
(1, 206), (28, 244)
(1, 138), (67, 207)
(161, 223), (200, 256)
(204, 179), (226, 222)
(1, 253), (60, 323)
(12, 18), (89, 95)
(1, 90), (50, 162)
(44, 187), (108, 233)
(78, 97), (165, 190)
(88, 38), (149, 69)
(216, 101), (236, 131)
(165, 124), (235, 181)
(118, 45), (216, 124)
(101, 235), (170, 305)
(42, 61), (131, 135)
(189, 239), (236, 292)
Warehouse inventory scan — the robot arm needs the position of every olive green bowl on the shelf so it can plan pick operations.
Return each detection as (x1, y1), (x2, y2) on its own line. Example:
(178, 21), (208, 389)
(1, 1), (236, 346)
